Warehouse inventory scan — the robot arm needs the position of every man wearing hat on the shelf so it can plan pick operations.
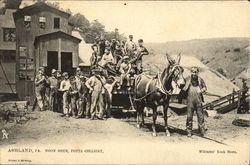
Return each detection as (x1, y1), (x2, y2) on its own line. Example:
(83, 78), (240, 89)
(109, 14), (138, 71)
(33, 67), (46, 111)
(85, 68), (106, 120)
(181, 67), (207, 137)
(125, 35), (137, 57)
(59, 72), (71, 117)
(117, 56), (132, 90)
(47, 69), (59, 112)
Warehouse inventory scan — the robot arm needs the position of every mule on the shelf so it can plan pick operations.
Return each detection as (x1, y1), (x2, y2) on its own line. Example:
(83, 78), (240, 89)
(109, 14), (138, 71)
(134, 53), (185, 137)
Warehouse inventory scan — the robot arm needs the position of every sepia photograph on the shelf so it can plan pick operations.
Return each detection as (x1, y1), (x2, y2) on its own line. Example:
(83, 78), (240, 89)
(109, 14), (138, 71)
(0, 0), (249, 164)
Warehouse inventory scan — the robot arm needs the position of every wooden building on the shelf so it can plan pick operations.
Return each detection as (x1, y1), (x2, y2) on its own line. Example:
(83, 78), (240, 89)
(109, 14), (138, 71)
(13, 2), (81, 100)
(0, 9), (17, 94)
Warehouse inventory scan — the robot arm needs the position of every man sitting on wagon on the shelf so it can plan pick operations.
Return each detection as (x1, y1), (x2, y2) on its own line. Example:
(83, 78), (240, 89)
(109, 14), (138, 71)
(117, 56), (132, 90)
(98, 47), (116, 78)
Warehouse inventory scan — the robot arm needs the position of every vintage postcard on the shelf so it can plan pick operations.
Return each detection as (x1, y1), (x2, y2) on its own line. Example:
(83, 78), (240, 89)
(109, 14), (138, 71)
(0, 0), (249, 164)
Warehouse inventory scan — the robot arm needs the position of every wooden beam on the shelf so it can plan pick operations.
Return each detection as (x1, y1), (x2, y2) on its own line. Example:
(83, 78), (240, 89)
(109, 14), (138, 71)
(58, 38), (61, 71)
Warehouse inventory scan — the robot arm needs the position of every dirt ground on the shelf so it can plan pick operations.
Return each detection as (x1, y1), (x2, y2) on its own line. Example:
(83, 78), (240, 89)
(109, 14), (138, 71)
(0, 109), (249, 164)
(0, 108), (249, 146)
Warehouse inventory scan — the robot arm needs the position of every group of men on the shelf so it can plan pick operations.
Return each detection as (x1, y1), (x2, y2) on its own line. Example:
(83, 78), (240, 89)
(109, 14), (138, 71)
(90, 35), (149, 89)
(33, 66), (113, 120)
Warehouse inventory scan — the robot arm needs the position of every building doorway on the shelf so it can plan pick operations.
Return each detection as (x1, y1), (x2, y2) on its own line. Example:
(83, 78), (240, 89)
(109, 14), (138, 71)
(61, 52), (73, 76)
(47, 51), (58, 76)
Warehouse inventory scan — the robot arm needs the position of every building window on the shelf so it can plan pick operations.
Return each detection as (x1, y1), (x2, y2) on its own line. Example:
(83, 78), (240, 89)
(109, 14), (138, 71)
(54, 17), (60, 29)
(3, 28), (16, 42)
(0, 50), (16, 63)
(24, 15), (31, 28)
(39, 17), (46, 29)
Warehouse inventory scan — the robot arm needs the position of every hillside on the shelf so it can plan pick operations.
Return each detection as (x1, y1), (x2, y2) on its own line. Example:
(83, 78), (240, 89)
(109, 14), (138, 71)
(145, 38), (250, 85)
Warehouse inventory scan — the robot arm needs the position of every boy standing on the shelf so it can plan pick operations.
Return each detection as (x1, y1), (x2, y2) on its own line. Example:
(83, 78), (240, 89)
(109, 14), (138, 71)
(59, 72), (71, 117)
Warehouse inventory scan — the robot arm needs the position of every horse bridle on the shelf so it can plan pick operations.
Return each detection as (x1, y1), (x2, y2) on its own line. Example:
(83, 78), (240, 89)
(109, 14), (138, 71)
(167, 64), (184, 88)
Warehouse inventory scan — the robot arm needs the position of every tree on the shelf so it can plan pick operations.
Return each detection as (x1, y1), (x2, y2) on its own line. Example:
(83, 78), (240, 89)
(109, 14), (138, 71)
(3, 0), (22, 9)
(69, 13), (90, 33)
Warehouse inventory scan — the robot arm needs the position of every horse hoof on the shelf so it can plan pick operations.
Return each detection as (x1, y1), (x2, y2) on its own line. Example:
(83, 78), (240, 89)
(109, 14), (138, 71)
(136, 124), (141, 129)
(152, 132), (157, 137)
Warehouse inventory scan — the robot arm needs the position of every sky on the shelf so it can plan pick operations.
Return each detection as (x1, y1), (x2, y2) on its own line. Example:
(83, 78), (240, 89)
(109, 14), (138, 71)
(14, 1), (250, 42)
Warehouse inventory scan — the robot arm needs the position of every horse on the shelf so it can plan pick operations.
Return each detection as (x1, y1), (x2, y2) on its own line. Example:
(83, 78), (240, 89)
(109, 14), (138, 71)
(134, 53), (185, 137)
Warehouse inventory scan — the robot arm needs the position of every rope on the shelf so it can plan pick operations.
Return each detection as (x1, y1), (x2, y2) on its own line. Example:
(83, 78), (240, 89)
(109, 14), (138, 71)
(133, 89), (159, 101)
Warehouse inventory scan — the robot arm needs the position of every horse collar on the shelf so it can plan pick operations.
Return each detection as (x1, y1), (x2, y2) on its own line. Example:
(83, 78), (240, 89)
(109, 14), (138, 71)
(157, 72), (173, 95)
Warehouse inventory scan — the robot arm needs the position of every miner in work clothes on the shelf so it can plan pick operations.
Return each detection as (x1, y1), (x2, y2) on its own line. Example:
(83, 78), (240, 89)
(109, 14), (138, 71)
(47, 69), (59, 112)
(34, 67), (46, 111)
(135, 39), (149, 74)
(59, 72), (71, 117)
(85, 68), (105, 120)
(182, 67), (207, 137)
(124, 35), (137, 57)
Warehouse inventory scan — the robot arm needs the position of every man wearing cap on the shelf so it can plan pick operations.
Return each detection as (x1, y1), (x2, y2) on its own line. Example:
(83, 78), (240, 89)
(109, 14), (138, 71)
(91, 36), (100, 55)
(59, 72), (71, 117)
(85, 68), (105, 120)
(182, 67), (207, 137)
(110, 39), (117, 55)
(33, 67), (46, 111)
(56, 71), (63, 113)
(77, 75), (89, 118)
(135, 39), (149, 74)
(125, 35), (137, 57)
(68, 76), (79, 118)
(117, 56), (132, 90)
(99, 36), (106, 57)
(113, 41), (123, 64)
(47, 69), (59, 112)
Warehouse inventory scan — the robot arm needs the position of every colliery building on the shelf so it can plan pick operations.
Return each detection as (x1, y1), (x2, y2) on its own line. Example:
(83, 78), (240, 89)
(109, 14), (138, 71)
(0, 2), (91, 102)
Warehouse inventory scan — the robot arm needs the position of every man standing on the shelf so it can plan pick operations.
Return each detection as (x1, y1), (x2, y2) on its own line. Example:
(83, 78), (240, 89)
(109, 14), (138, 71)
(59, 72), (71, 117)
(99, 36), (106, 57)
(135, 39), (149, 74)
(77, 75), (89, 118)
(124, 35), (137, 57)
(182, 67), (207, 137)
(85, 68), (105, 120)
(56, 71), (63, 113)
(34, 67), (46, 111)
(68, 77), (79, 118)
(90, 46), (99, 67)
(47, 69), (58, 112)
(110, 39), (117, 55)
